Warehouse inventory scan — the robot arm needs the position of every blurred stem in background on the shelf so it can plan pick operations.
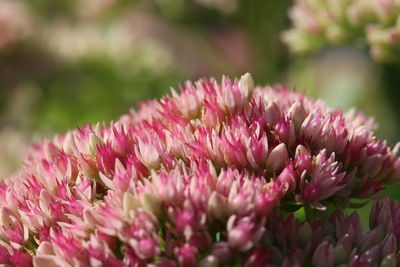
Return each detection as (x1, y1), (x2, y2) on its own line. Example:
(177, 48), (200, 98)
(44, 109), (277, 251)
(381, 64), (400, 200)
(382, 64), (400, 134)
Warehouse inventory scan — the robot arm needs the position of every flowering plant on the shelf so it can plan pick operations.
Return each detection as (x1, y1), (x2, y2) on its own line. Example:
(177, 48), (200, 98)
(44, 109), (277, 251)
(283, 0), (400, 62)
(0, 73), (399, 266)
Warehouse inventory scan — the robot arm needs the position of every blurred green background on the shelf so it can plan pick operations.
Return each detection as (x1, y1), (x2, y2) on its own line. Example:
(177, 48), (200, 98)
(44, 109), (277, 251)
(0, 0), (399, 206)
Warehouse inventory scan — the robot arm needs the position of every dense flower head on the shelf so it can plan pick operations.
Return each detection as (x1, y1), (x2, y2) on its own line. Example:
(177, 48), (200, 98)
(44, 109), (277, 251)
(259, 198), (400, 267)
(283, 0), (400, 62)
(0, 73), (399, 266)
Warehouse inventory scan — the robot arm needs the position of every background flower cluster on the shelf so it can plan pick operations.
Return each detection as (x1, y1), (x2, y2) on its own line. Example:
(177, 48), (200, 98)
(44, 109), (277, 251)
(283, 0), (400, 62)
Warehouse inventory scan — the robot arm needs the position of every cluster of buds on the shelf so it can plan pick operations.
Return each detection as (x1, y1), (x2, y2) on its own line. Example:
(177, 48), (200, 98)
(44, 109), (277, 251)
(250, 198), (400, 267)
(283, 0), (400, 62)
(0, 73), (399, 266)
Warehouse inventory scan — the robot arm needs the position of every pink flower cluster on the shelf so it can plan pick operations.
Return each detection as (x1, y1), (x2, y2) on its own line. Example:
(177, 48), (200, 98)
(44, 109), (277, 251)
(0, 73), (399, 266)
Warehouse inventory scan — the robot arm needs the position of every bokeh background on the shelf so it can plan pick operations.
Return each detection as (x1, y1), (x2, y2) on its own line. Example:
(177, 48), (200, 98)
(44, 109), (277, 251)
(0, 0), (399, 212)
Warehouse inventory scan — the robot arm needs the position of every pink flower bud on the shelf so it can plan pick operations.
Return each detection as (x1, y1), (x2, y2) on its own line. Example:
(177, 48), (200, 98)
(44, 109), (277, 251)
(135, 138), (161, 170)
(227, 216), (262, 252)
(217, 74), (253, 112)
(312, 241), (334, 267)
(202, 101), (225, 127)
(277, 163), (296, 193)
(380, 234), (397, 258)
(175, 244), (198, 267)
(96, 143), (118, 174)
(358, 226), (385, 253)
(110, 127), (133, 157)
(138, 238), (158, 258)
(288, 101), (307, 131)
(175, 209), (196, 234)
(266, 143), (288, 172)
(274, 118), (295, 145)
(211, 242), (232, 263)
(264, 102), (281, 126)
(243, 247), (269, 267)
(294, 145), (311, 170)
(171, 82), (203, 119)
(238, 73), (254, 99)
(11, 250), (32, 267)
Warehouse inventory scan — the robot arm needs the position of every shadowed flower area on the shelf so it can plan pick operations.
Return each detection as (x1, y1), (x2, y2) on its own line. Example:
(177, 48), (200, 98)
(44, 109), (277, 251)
(0, 74), (399, 266)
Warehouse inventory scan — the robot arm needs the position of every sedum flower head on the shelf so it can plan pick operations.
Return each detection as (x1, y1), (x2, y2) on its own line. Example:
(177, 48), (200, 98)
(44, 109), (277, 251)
(260, 198), (400, 267)
(283, 0), (400, 62)
(0, 73), (399, 266)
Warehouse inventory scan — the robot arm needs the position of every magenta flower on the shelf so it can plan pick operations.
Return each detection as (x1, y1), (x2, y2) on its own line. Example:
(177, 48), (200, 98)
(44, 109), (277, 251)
(0, 73), (399, 266)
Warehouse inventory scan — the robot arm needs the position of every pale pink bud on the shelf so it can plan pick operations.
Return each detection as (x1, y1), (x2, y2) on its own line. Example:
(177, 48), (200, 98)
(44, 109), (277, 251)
(264, 102), (281, 126)
(245, 131), (268, 169)
(135, 138), (161, 169)
(36, 241), (54, 255)
(266, 143), (288, 172)
(238, 72), (254, 100)
(288, 101), (307, 131)
(227, 216), (260, 252)
(171, 83), (203, 119)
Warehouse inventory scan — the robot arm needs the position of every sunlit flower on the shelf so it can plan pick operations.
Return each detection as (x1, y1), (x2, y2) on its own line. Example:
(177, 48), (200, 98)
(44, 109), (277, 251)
(0, 73), (398, 266)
